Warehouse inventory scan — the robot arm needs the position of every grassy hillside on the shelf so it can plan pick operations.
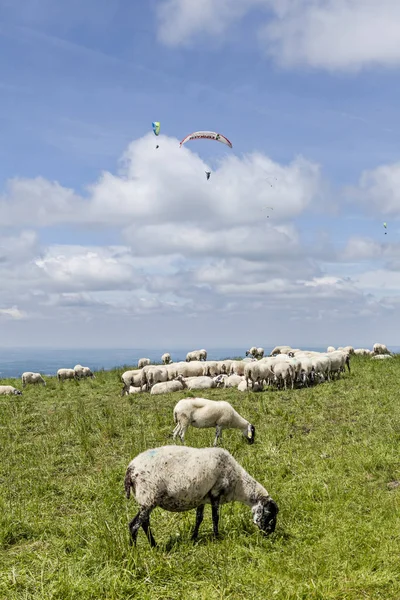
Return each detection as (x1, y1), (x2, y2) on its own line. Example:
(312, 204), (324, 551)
(1, 357), (399, 599)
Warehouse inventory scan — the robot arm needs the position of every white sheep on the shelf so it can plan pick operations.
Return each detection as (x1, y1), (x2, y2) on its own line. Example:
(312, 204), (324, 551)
(150, 375), (187, 395)
(161, 353), (172, 365)
(142, 366), (168, 391)
(21, 372), (46, 387)
(128, 385), (147, 394)
(270, 345), (292, 356)
(223, 374), (244, 388)
(57, 368), (77, 382)
(371, 354), (393, 360)
(373, 343), (391, 355)
(175, 361), (205, 378)
(138, 358), (151, 369)
(327, 346), (335, 353)
(184, 376), (217, 390)
(121, 369), (142, 395)
(245, 346), (258, 358)
(172, 397), (256, 446)
(74, 365), (95, 379)
(125, 445), (278, 546)
(0, 385), (22, 396)
(272, 361), (295, 390)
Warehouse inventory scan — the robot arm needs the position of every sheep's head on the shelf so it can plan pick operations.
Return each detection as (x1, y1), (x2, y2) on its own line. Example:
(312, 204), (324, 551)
(245, 423), (255, 444)
(13, 389), (22, 396)
(252, 497), (278, 535)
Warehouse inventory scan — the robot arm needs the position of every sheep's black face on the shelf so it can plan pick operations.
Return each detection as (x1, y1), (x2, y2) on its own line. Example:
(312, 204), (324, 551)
(246, 424), (256, 444)
(253, 498), (278, 535)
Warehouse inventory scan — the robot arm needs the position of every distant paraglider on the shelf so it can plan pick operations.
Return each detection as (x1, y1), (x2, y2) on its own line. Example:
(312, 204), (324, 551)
(262, 206), (274, 218)
(152, 122), (160, 148)
(180, 131), (233, 149)
(384, 222), (387, 235)
(205, 171), (211, 180)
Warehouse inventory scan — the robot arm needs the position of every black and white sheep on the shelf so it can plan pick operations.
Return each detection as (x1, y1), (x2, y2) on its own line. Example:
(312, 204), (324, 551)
(0, 385), (22, 396)
(125, 445), (278, 546)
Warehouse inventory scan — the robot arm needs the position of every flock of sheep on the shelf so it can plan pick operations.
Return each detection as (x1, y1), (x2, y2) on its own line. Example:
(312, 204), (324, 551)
(121, 342), (392, 397)
(0, 341), (393, 546)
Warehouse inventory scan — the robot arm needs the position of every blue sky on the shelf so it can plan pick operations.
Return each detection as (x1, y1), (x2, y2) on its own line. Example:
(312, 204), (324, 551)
(1, 0), (400, 349)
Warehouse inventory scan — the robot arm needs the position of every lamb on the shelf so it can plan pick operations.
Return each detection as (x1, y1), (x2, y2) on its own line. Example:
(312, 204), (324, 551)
(161, 353), (172, 365)
(0, 385), (22, 396)
(125, 445), (278, 546)
(57, 368), (77, 382)
(172, 397), (255, 446)
(150, 375), (187, 395)
(184, 376), (217, 390)
(138, 358), (151, 369)
(21, 372), (46, 387)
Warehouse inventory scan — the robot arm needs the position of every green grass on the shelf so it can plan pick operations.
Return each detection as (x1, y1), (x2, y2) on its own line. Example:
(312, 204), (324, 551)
(1, 357), (400, 599)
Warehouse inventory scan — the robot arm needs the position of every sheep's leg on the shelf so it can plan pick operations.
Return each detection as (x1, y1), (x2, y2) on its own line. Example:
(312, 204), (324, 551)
(210, 495), (220, 538)
(128, 507), (153, 546)
(141, 516), (157, 547)
(213, 426), (222, 447)
(191, 505), (205, 541)
(172, 423), (181, 442)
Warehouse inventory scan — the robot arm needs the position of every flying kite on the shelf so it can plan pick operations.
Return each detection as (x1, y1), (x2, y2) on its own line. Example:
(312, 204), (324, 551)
(205, 171), (211, 180)
(180, 131), (233, 148)
(152, 122), (160, 148)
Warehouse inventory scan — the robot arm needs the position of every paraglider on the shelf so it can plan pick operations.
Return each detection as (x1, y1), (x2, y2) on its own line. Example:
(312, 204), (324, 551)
(384, 222), (387, 235)
(262, 206), (274, 218)
(180, 131), (232, 148)
(205, 171), (211, 180)
(152, 122), (160, 149)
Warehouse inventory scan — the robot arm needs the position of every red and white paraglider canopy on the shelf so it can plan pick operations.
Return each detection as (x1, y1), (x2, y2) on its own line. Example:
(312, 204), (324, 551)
(180, 131), (233, 148)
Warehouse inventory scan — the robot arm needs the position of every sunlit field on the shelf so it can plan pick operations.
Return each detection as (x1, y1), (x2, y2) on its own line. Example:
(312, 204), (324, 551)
(1, 356), (399, 599)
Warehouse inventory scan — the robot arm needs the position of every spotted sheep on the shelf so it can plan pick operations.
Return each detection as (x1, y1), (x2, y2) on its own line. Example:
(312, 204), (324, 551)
(124, 445), (278, 547)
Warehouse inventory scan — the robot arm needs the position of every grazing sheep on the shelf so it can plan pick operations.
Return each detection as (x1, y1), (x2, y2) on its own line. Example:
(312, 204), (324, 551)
(246, 346), (258, 358)
(21, 372), (46, 387)
(175, 361), (205, 378)
(125, 445), (278, 546)
(202, 361), (220, 377)
(172, 397), (255, 446)
(272, 361), (295, 390)
(199, 349), (208, 361)
(0, 385), (22, 396)
(184, 376), (217, 391)
(150, 375), (187, 395)
(138, 358), (151, 369)
(82, 366), (95, 379)
(371, 354), (393, 360)
(161, 353), (172, 365)
(270, 346), (292, 356)
(143, 367), (168, 391)
(373, 343), (391, 355)
(57, 368), (77, 382)
(121, 369), (142, 395)
(74, 365), (95, 379)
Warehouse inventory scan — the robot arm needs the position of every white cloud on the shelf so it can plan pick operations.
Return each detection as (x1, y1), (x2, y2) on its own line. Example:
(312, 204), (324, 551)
(0, 306), (27, 320)
(157, 0), (400, 72)
(352, 161), (400, 216)
(1, 133), (400, 347)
